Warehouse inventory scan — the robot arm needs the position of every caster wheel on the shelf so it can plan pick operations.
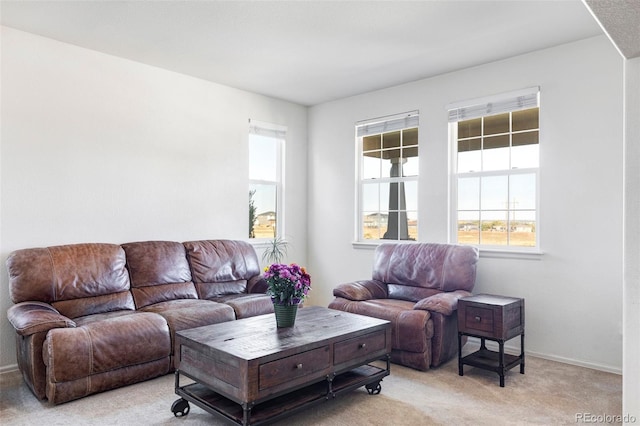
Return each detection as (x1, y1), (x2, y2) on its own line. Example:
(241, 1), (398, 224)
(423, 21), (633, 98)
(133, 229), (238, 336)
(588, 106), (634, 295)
(365, 382), (382, 395)
(171, 398), (190, 417)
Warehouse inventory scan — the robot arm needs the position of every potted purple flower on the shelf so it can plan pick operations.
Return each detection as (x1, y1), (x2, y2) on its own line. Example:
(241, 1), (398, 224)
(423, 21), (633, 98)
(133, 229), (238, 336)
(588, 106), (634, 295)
(263, 263), (311, 327)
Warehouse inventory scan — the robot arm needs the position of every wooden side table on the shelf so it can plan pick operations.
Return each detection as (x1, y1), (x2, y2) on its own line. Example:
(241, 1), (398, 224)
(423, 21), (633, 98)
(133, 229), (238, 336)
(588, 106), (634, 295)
(457, 294), (525, 387)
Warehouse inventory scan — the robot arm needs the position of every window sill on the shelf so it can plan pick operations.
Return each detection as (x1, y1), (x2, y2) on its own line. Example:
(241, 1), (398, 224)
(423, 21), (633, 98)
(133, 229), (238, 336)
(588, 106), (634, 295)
(248, 238), (287, 248)
(352, 241), (543, 260)
(352, 240), (422, 250)
(478, 248), (543, 260)
(352, 241), (381, 250)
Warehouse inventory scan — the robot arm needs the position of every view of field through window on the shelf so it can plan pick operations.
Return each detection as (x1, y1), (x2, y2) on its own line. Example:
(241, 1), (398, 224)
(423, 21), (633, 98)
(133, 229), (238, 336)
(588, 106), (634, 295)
(249, 187), (277, 238)
(249, 128), (282, 239)
(455, 107), (539, 248)
(457, 225), (536, 246)
(362, 213), (419, 240)
(360, 123), (418, 241)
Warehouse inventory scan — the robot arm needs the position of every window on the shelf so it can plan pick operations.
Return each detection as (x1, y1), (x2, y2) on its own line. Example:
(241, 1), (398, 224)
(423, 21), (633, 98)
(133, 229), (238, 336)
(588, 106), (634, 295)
(249, 120), (285, 239)
(449, 88), (539, 250)
(356, 112), (419, 242)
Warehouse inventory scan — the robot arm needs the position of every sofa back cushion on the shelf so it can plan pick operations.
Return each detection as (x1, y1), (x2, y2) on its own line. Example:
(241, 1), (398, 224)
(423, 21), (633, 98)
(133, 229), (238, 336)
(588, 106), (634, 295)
(373, 243), (479, 300)
(122, 241), (197, 309)
(387, 285), (442, 302)
(6, 243), (134, 319)
(183, 240), (261, 299)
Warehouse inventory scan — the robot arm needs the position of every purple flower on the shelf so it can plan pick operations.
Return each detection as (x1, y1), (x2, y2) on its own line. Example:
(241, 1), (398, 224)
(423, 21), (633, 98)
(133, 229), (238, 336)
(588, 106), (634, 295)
(264, 263), (312, 306)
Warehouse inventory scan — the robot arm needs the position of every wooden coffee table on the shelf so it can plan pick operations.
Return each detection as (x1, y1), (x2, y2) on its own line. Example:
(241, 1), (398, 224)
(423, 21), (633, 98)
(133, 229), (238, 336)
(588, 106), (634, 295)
(171, 306), (391, 425)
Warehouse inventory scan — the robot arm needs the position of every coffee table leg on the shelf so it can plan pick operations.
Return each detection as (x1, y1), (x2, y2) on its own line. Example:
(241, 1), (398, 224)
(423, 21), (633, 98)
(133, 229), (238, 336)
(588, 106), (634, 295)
(458, 332), (463, 376)
(520, 332), (526, 374)
(498, 340), (505, 387)
(242, 402), (254, 426)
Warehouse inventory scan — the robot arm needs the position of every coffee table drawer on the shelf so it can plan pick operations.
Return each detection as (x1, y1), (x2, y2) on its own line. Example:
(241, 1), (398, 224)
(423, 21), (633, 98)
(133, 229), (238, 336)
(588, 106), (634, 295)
(259, 346), (331, 390)
(334, 330), (387, 365)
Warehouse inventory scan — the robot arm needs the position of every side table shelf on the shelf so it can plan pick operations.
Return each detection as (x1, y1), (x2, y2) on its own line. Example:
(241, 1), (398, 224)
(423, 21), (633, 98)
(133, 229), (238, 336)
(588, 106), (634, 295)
(457, 294), (525, 387)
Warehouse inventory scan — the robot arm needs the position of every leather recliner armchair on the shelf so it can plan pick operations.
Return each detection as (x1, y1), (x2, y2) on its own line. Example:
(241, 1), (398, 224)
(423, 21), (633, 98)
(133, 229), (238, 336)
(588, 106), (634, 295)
(328, 243), (479, 371)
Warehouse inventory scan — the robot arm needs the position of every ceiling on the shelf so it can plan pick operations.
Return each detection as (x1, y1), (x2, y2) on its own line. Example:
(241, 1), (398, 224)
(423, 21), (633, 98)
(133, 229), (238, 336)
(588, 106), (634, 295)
(0, 1), (607, 106)
(585, 0), (640, 59)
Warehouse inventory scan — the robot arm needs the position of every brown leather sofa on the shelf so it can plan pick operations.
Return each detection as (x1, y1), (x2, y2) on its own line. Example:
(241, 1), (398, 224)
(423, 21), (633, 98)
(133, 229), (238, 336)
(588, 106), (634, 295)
(6, 239), (273, 404)
(328, 243), (479, 371)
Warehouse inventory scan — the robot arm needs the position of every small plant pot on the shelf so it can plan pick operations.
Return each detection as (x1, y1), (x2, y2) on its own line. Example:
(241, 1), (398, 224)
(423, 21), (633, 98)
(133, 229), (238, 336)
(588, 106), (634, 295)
(273, 304), (298, 328)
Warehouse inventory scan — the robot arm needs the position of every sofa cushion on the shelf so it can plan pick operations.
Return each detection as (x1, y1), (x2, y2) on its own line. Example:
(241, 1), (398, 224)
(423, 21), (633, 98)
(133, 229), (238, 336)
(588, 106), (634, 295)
(7, 244), (134, 318)
(211, 293), (274, 319)
(43, 310), (171, 404)
(52, 291), (135, 320)
(328, 297), (433, 353)
(387, 285), (440, 303)
(140, 299), (235, 368)
(183, 239), (262, 298)
(140, 299), (235, 336)
(197, 280), (247, 298)
(44, 311), (170, 383)
(372, 243), (478, 292)
(122, 241), (197, 309)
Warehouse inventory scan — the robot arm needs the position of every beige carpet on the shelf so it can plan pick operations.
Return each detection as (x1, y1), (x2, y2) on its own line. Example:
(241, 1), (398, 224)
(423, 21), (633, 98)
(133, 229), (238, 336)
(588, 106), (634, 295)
(0, 351), (622, 425)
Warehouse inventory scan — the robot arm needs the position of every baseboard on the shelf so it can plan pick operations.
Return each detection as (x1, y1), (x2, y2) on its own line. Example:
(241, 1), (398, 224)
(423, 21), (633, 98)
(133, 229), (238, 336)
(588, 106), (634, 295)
(0, 364), (19, 375)
(1, 340), (622, 377)
(464, 337), (622, 375)
(525, 350), (622, 375)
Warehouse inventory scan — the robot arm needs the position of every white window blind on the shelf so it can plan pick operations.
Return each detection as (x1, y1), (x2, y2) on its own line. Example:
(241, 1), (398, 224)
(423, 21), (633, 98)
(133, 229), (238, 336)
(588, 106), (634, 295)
(249, 119), (287, 139)
(447, 87), (539, 122)
(356, 111), (419, 137)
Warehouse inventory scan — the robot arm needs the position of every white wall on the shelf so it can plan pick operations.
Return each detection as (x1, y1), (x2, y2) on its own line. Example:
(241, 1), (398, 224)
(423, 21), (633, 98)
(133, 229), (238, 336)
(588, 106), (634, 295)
(0, 26), (627, 377)
(0, 26), (308, 369)
(623, 55), (640, 419)
(308, 36), (624, 372)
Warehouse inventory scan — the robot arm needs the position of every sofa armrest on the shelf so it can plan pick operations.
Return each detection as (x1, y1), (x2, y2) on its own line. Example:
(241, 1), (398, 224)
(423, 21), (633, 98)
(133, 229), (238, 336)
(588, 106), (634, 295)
(247, 276), (268, 294)
(7, 302), (75, 336)
(332, 280), (388, 301)
(414, 290), (472, 316)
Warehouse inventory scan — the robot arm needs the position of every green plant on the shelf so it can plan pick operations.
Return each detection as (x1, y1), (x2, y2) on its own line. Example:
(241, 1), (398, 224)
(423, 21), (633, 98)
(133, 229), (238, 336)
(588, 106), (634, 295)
(249, 189), (256, 238)
(261, 236), (288, 264)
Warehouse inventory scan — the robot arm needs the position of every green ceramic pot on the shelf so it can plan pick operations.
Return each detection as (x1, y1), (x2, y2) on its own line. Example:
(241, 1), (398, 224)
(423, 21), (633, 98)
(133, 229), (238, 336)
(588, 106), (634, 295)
(273, 304), (298, 328)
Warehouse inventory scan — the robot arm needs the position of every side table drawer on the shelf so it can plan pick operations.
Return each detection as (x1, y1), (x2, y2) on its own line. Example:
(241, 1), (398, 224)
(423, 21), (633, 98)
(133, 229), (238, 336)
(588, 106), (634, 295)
(463, 306), (494, 334)
(458, 294), (524, 340)
(333, 330), (387, 366)
(259, 346), (331, 390)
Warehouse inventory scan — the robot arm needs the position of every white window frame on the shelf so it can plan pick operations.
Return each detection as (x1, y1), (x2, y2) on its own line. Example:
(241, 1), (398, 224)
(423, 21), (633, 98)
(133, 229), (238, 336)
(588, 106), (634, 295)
(448, 88), (541, 257)
(355, 111), (419, 243)
(249, 119), (286, 241)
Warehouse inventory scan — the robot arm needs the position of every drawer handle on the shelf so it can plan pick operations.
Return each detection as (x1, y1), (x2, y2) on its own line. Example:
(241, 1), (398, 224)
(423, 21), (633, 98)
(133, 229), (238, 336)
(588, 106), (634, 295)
(296, 363), (303, 369)
(475, 316), (481, 322)
(359, 343), (367, 349)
